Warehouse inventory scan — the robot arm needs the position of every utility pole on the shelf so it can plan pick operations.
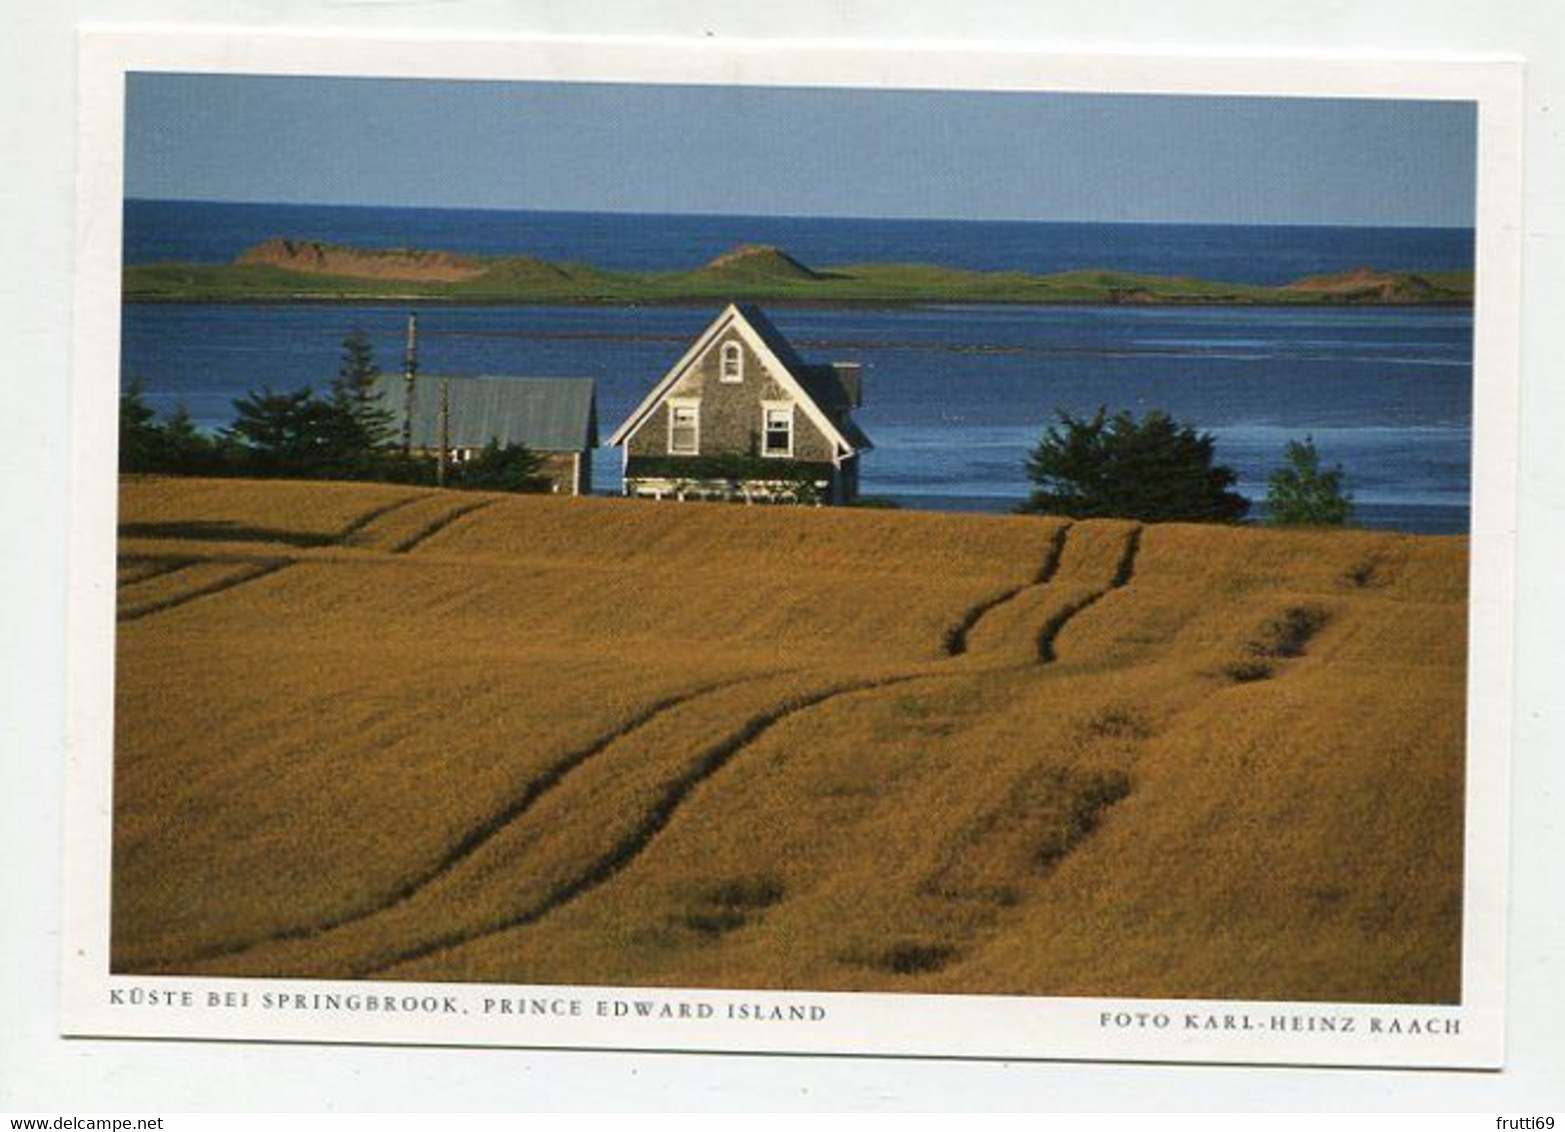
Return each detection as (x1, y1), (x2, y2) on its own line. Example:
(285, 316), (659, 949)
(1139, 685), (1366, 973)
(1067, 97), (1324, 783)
(436, 377), (450, 488)
(401, 311), (419, 455)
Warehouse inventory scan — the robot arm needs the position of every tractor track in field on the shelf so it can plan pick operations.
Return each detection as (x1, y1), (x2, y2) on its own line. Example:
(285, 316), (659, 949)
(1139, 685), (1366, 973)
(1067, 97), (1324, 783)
(148, 671), (782, 973)
(117, 560), (294, 624)
(131, 510), (1141, 978)
(389, 499), (496, 554)
(117, 556), (201, 589)
(117, 493), (430, 623)
(1036, 525), (1142, 663)
(363, 670), (936, 978)
(360, 523), (1134, 976)
(943, 523), (1073, 657)
(363, 526), (1151, 976)
(334, 493), (427, 546)
(1034, 524), (1072, 585)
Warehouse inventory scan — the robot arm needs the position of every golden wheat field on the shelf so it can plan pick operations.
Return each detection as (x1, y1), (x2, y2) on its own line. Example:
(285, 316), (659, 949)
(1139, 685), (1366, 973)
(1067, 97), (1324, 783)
(112, 475), (1470, 1003)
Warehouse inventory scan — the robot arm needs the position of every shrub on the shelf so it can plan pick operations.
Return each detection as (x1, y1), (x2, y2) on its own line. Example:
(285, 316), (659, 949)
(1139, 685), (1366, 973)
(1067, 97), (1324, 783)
(452, 441), (552, 494)
(1265, 436), (1353, 526)
(1018, 407), (1249, 524)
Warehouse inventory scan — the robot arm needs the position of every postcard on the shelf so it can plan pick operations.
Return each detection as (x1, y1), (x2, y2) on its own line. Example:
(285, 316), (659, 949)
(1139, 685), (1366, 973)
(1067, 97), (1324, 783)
(63, 27), (1523, 1067)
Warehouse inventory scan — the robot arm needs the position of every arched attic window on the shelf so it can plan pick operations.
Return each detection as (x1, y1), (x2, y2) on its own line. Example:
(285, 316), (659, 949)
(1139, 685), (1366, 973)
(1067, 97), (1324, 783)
(720, 341), (744, 383)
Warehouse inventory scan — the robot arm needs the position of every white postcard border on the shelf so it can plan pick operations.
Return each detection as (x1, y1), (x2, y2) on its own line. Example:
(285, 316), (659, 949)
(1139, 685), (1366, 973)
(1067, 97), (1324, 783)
(63, 27), (1524, 1069)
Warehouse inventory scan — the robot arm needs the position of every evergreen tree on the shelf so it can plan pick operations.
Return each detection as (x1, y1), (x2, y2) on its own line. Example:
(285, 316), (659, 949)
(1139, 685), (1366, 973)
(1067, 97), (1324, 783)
(221, 385), (337, 475)
(1264, 435), (1354, 526)
(151, 403), (218, 474)
(119, 380), (161, 472)
(335, 328), (380, 403)
(328, 328), (398, 463)
(1018, 406), (1249, 524)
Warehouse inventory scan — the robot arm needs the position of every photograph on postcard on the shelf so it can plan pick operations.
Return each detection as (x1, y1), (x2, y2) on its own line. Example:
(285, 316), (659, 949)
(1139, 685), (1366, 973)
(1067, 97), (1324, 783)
(68, 36), (1519, 1064)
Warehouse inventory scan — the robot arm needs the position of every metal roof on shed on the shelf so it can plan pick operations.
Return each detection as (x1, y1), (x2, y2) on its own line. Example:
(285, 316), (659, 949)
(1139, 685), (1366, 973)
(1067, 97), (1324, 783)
(373, 375), (598, 452)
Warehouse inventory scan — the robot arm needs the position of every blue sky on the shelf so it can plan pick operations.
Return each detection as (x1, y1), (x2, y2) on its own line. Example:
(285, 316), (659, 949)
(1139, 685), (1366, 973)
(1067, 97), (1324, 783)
(125, 74), (1477, 227)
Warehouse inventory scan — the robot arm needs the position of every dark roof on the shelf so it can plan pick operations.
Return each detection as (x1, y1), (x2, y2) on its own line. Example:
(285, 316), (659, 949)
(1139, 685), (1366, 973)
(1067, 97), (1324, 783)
(793, 365), (872, 450)
(373, 375), (597, 452)
(736, 305), (873, 452)
(734, 304), (812, 375)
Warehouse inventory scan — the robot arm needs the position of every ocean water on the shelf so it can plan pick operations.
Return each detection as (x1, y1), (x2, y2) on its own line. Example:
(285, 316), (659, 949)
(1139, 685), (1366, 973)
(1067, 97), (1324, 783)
(120, 201), (1475, 533)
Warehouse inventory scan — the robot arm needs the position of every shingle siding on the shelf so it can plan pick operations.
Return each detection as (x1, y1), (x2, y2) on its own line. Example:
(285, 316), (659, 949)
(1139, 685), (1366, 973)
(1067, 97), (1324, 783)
(625, 329), (835, 462)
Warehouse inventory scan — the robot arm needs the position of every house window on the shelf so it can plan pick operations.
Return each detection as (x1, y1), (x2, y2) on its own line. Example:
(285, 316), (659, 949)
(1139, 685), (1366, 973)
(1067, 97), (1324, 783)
(668, 402), (699, 455)
(763, 405), (794, 457)
(720, 341), (744, 383)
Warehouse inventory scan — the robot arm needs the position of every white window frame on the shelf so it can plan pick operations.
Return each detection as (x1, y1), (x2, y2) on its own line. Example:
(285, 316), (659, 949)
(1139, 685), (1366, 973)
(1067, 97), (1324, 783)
(761, 401), (795, 458)
(667, 399), (700, 455)
(719, 341), (744, 383)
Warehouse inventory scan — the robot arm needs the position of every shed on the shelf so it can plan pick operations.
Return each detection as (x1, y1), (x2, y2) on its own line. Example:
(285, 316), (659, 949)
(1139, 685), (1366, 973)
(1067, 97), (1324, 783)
(375, 374), (599, 496)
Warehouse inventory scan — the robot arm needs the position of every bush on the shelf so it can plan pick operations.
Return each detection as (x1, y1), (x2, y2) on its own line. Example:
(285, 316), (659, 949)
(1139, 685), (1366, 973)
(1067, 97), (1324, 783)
(1264, 436), (1353, 526)
(1018, 407), (1249, 524)
(626, 452), (830, 505)
(452, 441), (552, 493)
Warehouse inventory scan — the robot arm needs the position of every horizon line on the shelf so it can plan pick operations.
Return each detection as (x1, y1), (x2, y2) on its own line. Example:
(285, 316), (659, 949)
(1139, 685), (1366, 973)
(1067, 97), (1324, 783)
(123, 196), (1478, 233)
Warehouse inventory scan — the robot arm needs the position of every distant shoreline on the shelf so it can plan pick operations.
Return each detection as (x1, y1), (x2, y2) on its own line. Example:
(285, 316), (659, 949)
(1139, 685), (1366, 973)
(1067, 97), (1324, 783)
(122, 237), (1476, 308)
(122, 294), (1478, 309)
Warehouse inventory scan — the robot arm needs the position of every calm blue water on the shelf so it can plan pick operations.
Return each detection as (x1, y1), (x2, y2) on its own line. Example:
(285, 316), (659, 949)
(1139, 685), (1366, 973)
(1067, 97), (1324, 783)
(121, 202), (1475, 533)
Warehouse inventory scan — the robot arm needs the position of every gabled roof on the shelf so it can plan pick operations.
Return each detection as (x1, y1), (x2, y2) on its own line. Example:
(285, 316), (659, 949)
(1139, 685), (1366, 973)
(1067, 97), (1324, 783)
(732, 303), (812, 375)
(793, 364), (872, 450)
(373, 375), (598, 452)
(606, 304), (872, 456)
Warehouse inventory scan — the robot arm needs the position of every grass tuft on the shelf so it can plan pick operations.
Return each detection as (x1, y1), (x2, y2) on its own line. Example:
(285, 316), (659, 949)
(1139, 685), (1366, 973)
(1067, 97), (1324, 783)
(1255, 606), (1330, 659)
(1032, 769), (1132, 872)
(1221, 605), (1330, 682)
(1222, 659), (1277, 684)
(681, 876), (785, 936)
(1077, 704), (1153, 742)
(857, 941), (960, 976)
(1345, 557), (1384, 589)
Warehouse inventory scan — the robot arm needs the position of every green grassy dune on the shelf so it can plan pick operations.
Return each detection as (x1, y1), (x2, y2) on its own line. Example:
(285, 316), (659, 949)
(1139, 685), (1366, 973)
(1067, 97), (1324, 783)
(123, 240), (1476, 307)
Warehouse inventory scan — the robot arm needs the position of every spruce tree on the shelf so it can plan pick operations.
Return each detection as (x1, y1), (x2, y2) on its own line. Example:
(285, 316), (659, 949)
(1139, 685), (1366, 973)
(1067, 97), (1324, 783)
(328, 329), (398, 464)
(155, 404), (218, 474)
(119, 380), (161, 473)
(222, 385), (335, 475)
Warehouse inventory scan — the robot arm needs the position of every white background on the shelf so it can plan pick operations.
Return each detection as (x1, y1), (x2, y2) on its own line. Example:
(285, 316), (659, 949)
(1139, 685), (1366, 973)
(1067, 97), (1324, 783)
(3, 0), (1562, 1113)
